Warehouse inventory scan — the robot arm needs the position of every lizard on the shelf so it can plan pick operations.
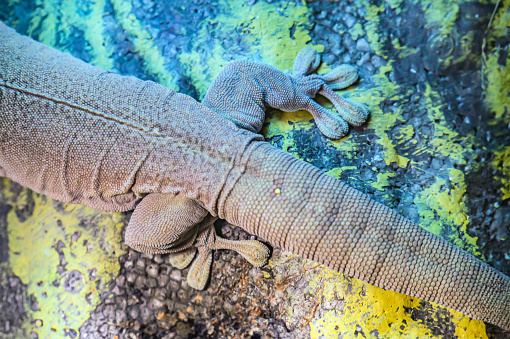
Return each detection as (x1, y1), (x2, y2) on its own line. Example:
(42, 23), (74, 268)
(0, 21), (509, 331)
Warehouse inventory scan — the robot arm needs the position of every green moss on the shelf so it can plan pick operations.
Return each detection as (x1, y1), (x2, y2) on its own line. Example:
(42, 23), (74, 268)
(372, 172), (397, 191)
(485, 51), (510, 123)
(363, 2), (387, 56)
(386, 0), (404, 10)
(395, 124), (415, 140)
(26, 0), (114, 70)
(420, 0), (460, 34)
(325, 166), (358, 180)
(305, 264), (487, 339)
(422, 83), (471, 165)
(110, 0), (178, 89)
(28, 0), (59, 46)
(3, 180), (125, 338)
(484, 0), (510, 123)
(391, 37), (419, 58)
(350, 23), (364, 41)
(340, 1), (411, 170)
(413, 168), (480, 254)
(491, 146), (510, 200)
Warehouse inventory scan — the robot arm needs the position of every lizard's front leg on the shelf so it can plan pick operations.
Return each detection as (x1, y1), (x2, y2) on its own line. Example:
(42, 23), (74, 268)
(125, 193), (269, 289)
(203, 47), (368, 139)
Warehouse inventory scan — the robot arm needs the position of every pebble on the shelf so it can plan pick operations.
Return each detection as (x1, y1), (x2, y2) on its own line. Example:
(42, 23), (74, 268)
(365, 62), (375, 73)
(356, 52), (371, 66)
(326, 33), (342, 46)
(410, 117), (422, 129)
(134, 275), (146, 289)
(103, 305), (116, 319)
(111, 285), (124, 296)
(342, 34), (356, 50)
(371, 55), (384, 68)
(154, 254), (164, 264)
(116, 309), (127, 323)
(135, 259), (145, 271)
(317, 10), (328, 19)
(129, 307), (139, 319)
(115, 275), (126, 288)
(322, 53), (338, 65)
(147, 278), (157, 288)
(149, 297), (165, 310)
(343, 13), (356, 28)
(332, 23), (344, 33)
(158, 274), (170, 287)
(170, 269), (182, 281)
(147, 263), (159, 278)
(330, 44), (344, 56)
(126, 272), (137, 283)
(430, 158), (443, 170)
(356, 38), (371, 52)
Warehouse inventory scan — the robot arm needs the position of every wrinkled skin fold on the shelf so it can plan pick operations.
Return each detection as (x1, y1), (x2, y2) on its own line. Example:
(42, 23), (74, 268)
(0, 22), (508, 330)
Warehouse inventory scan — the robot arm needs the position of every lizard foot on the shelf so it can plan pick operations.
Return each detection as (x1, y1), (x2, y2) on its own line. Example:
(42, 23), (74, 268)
(185, 225), (270, 290)
(125, 193), (269, 290)
(292, 46), (369, 139)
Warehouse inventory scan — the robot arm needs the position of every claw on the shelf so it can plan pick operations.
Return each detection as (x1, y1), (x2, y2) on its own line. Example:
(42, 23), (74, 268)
(293, 47), (321, 76)
(321, 64), (359, 90)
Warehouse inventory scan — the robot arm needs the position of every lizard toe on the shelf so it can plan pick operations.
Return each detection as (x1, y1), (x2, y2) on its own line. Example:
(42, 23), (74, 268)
(306, 100), (349, 139)
(337, 98), (369, 126)
(168, 247), (197, 269)
(293, 47), (321, 76)
(319, 86), (369, 127)
(187, 246), (212, 290)
(321, 64), (359, 90)
(214, 238), (270, 267)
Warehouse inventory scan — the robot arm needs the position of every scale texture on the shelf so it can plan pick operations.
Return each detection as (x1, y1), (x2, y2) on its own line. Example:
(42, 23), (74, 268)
(0, 21), (509, 330)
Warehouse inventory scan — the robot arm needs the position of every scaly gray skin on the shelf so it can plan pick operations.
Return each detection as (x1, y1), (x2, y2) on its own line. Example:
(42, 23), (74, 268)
(0, 22), (509, 330)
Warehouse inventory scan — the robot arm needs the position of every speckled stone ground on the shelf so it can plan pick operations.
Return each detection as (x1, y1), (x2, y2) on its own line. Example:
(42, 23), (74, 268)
(0, 0), (509, 338)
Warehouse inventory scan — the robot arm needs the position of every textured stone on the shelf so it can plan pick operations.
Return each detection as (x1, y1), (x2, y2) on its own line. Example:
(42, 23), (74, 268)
(356, 38), (371, 52)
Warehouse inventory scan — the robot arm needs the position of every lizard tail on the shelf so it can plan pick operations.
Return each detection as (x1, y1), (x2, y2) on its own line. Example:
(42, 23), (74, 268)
(221, 141), (510, 330)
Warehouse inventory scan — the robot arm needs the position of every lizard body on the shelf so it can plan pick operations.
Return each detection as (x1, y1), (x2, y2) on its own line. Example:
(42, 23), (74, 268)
(0, 22), (509, 330)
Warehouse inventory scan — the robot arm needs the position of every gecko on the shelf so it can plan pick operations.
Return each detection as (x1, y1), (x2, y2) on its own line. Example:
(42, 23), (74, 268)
(0, 21), (508, 330)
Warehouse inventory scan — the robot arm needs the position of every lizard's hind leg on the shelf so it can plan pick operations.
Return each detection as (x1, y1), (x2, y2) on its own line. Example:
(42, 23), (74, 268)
(125, 193), (269, 290)
(125, 193), (206, 254)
